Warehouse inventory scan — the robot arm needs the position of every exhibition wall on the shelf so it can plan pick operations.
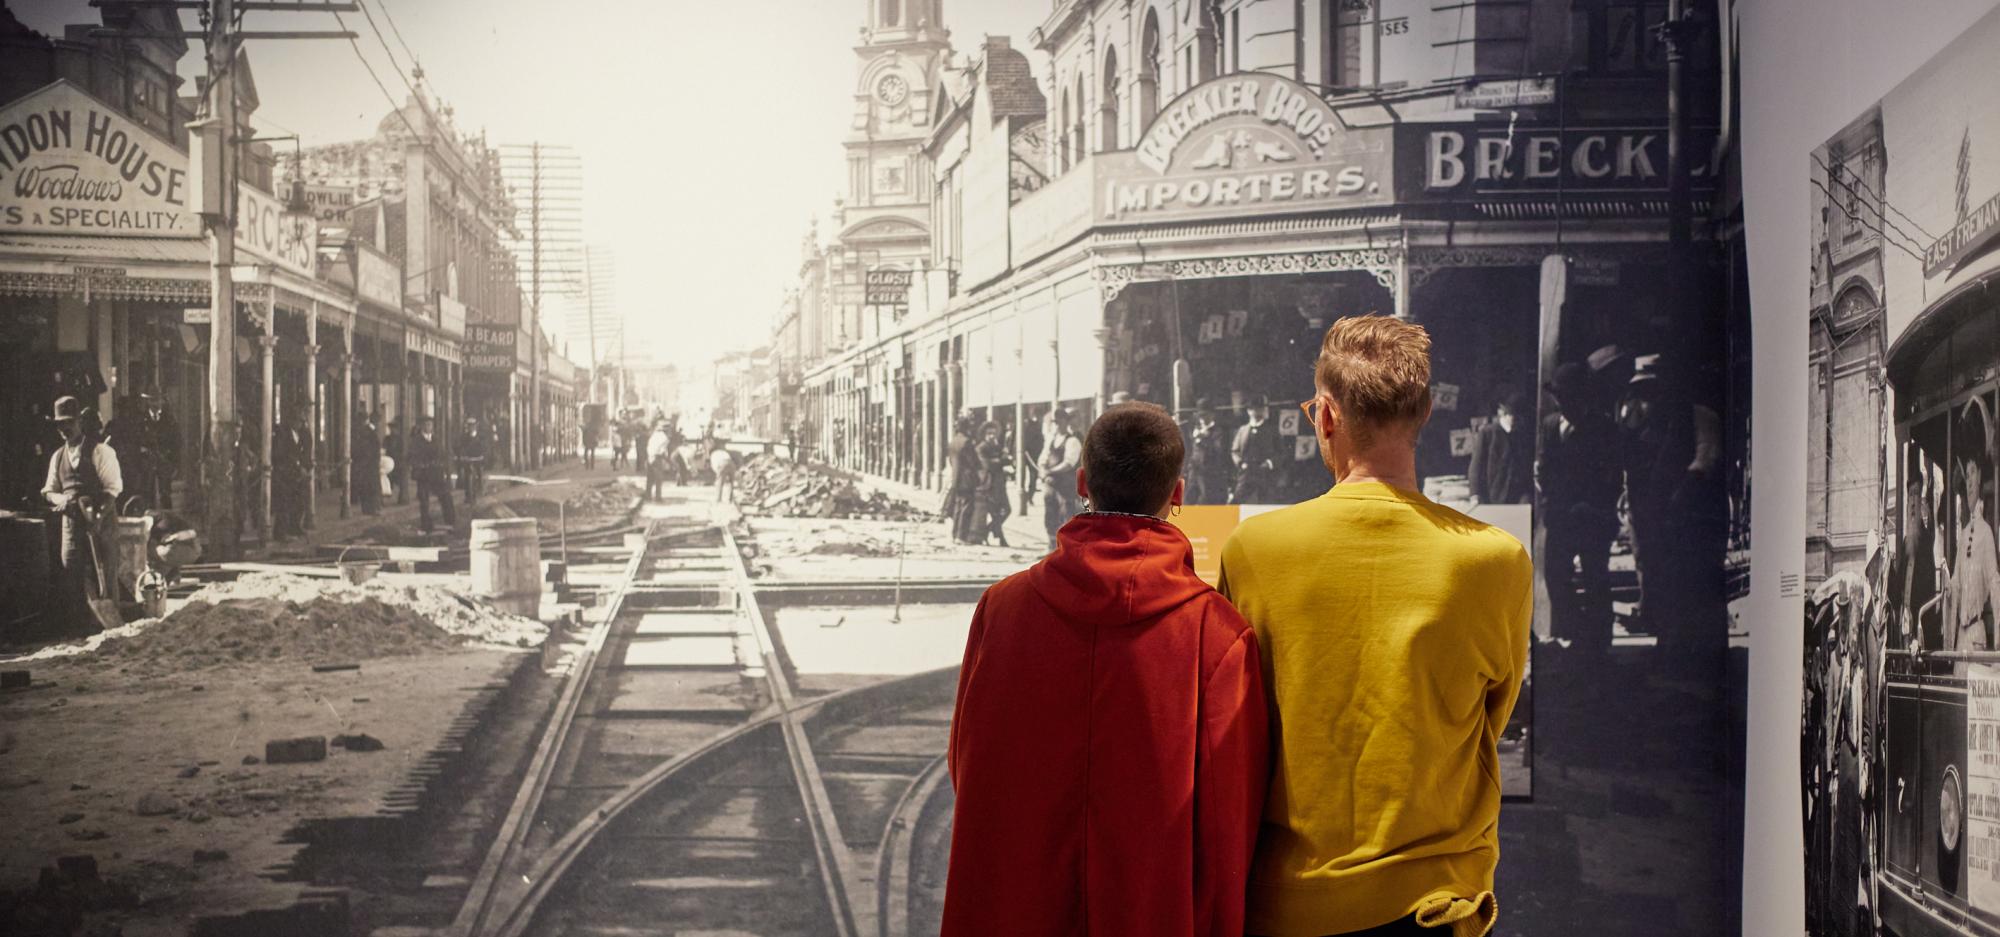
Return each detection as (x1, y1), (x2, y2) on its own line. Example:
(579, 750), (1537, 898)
(1740, 1), (2000, 935)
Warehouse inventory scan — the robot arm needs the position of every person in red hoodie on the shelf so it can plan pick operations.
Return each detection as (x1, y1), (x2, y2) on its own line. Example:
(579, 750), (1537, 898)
(943, 402), (1270, 937)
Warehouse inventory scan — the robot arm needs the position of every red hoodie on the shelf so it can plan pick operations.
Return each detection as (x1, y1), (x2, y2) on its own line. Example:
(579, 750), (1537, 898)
(943, 512), (1270, 937)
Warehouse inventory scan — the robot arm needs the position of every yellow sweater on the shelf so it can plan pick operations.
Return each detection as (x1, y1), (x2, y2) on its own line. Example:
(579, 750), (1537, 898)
(1218, 482), (1532, 937)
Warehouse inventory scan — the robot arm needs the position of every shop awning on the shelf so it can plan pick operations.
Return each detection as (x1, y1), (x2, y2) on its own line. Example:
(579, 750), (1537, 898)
(0, 233), (210, 266)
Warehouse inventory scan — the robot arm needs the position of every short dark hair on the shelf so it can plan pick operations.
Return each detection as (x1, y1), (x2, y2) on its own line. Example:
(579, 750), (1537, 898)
(1081, 403), (1184, 515)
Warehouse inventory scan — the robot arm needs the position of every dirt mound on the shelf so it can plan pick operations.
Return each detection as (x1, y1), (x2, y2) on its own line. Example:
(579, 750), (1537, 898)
(734, 456), (933, 521)
(32, 573), (548, 673)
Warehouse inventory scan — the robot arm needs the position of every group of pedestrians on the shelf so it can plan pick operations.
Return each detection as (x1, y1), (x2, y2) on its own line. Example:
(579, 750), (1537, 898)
(943, 315), (1532, 936)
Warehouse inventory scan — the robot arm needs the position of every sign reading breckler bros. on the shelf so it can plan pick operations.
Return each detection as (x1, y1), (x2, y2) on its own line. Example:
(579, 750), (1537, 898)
(1095, 72), (1393, 225)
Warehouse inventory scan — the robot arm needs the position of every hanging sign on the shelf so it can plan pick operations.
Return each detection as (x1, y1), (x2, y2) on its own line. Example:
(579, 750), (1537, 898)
(1097, 73), (1393, 224)
(1402, 122), (1722, 199)
(0, 80), (196, 236)
(232, 182), (316, 279)
(1454, 77), (1558, 110)
(865, 268), (914, 305)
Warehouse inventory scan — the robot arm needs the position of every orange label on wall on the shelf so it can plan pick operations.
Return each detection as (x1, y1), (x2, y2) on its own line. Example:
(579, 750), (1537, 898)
(1170, 505), (1245, 586)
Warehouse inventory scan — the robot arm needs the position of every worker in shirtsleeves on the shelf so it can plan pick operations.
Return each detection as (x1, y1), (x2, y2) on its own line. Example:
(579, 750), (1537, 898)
(42, 395), (124, 634)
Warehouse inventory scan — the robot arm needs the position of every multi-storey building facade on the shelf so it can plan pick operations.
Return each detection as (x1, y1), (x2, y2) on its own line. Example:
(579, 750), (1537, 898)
(795, 0), (1732, 527)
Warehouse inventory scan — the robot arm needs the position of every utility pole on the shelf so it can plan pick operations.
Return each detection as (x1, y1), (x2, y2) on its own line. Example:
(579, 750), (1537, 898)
(529, 142), (542, 468)
(582, 243), (599, 404)
(195, 0), (241, 560)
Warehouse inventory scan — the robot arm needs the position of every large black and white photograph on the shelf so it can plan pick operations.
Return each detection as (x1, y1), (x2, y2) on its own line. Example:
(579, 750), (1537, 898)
(1799, 4), (2000, 937)
(0, 0), (1748, 935)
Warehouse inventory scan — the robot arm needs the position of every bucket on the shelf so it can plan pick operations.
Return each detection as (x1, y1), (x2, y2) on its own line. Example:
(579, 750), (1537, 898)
(109, 516), (153, 601)
(336, 546), (383, 586)
(470, 518), (541, 617)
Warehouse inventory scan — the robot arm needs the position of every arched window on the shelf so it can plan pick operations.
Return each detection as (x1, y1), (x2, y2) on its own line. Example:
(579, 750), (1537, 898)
(1073, 72), (1087, 161)
(1100, 46), (1120, 150)
(883, 0), (900, 27)
(1139, 9), (1162, 126)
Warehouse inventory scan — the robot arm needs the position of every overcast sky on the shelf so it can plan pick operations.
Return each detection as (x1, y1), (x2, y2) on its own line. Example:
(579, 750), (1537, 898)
(10, 0), (1047, 371)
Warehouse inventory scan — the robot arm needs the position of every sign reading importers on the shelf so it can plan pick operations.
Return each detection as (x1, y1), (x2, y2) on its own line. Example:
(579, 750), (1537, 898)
(0, 80), (196, 237)
(1099, 73), (1392, 224)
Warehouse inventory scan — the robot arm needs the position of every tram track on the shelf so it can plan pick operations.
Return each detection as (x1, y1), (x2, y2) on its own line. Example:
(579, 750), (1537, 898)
(447, 495), (962, 937)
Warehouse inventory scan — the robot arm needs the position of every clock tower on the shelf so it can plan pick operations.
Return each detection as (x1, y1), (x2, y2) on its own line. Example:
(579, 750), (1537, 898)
(831, 0), (948, 339)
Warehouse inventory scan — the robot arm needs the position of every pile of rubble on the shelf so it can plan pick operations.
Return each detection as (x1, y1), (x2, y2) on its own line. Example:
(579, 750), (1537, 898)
(733, 456), (934, 521)
(27, 573), (547, 673)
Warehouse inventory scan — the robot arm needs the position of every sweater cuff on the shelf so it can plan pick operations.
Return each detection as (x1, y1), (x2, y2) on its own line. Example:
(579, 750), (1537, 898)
(1413, 891), (1497, 937)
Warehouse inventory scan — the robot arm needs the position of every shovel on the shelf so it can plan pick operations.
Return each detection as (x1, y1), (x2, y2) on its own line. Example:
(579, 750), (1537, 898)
(80, 514), (124, 633)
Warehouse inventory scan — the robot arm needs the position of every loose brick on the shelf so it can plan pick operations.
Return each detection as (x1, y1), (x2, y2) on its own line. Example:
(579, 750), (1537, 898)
(264, 737), (327, 765)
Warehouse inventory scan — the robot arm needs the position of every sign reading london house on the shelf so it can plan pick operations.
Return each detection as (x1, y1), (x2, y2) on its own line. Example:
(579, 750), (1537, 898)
(1099, 73), (1392, 224)
(0, 80), (197, 237)
(0, 81), (318, 278)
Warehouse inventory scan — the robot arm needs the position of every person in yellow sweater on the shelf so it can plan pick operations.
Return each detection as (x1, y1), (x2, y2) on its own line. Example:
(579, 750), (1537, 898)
(1219, 315), (1532, 937)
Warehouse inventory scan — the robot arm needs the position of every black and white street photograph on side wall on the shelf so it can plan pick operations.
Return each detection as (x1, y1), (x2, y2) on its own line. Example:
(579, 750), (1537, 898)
(1800, 4), (2000, 936)
(0, 1), (1749, 936)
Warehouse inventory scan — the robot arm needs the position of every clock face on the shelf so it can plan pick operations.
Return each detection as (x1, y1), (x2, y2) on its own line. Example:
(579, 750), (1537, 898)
(877, 74), (909, 106)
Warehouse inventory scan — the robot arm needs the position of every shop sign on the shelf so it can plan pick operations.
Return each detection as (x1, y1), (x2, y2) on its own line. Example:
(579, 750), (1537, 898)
(465, 322), (516, 372)
(183, 306), (210, 325)
(1924, 189), (2000, 279)
(1098, 72), (1394, 224)
(1454, 77), (1558, 110)
(232, 182), (316, 279)
(1966, 662), (2000, 911)
(354, 246), (401, 310)
(1402, 123), (1721, 198)
(865, 267), (913, 305)
(0, 80), (197, 237)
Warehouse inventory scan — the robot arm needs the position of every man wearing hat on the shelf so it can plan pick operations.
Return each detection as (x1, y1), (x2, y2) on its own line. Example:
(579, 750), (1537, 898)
(1538, 358), (1625, 659)
(105, 391), (178, 512)
(1230, 394), (1283, 504)
(1616, 349), (1727, 662)
(406, 415), (455, 534)
(1037, 408), (1083, 550)
(41, 396), (123, 633)
(1187, 398), (1233, 505)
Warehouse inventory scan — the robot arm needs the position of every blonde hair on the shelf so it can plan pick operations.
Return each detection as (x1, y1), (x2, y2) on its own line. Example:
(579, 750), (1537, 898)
(1314, 315), (1432, 444)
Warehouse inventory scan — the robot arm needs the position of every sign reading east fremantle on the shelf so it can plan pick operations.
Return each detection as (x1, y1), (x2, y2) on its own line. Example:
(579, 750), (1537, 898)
(864, 268), (913, 306)
(1098, 73), (1392, 224)
(1403, 123), (1721, 199)
(1925, 189), (2000, 279)
(0, 80), (197, 237)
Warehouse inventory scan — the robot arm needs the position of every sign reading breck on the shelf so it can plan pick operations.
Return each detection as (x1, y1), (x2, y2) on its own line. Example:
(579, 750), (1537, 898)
(1099, 72), (1392, 224)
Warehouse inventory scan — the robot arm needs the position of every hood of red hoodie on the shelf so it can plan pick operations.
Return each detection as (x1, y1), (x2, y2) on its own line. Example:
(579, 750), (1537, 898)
(1027, 512), (1212, 625)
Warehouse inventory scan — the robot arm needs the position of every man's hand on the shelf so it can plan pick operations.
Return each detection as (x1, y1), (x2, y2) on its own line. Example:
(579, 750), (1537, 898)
(46, 492), (68, 512)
